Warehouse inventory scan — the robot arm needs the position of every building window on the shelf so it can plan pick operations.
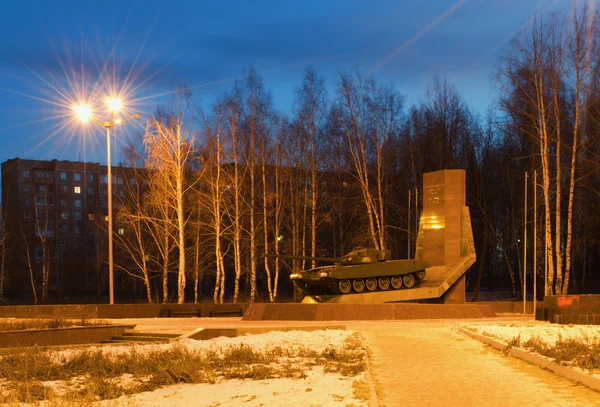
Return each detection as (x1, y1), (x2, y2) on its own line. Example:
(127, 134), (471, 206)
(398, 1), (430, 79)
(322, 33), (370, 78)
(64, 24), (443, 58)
(60, 185), (68, 194)
(23, 170), (30, 178)
(74, 212), (82, 220)
(74, 173), (81, 181)
(35, 197), (47, 206)
(100, 175), (108, 184)
(61, 212), (68, 220)
(74, 199), (81, 208)
(117, 177), (123, 185)
(130, 178), (136, 185)
(38, 184), (45, 193)
(23, 212), (31, 219)
(24, 197), (31, 206)
(75, 251), (81, 259)
(119, 190), (124, 197)
(74, 226), (81, 234)
(61, 225), (69, 232)
(88, 174), (94, 181)
(58, 239), (66, 247)
(118, 228), (125, 235)
(62, 252), (68, 259)
(74, 186), (81, 194)
(88, 213), (95, 220)
(60, 172), (67, 180)
(101, 189), (107, 196)
(87, 187), (94, 195)
(23, 184), (30, 192)
(60, 198), (67, 206)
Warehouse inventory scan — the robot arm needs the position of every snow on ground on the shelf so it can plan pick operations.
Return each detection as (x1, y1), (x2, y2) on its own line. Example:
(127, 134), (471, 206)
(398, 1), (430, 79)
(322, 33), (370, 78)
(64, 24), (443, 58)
(39, 329), (368, 407)
(104, 367), (363, 407)
(54, 329), (354, 361)
(459, 321), (600, 345)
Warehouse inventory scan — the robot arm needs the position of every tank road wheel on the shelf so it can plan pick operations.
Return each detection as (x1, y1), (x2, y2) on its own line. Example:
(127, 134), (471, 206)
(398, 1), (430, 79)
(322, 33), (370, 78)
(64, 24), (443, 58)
(366, 278), (378, 291)
(391, 276), (403, 289)
(378, 277), (390, 290)
(403, 274), (415, 288)
(352, 279), (365, 293)
(339, 279), (352, 294)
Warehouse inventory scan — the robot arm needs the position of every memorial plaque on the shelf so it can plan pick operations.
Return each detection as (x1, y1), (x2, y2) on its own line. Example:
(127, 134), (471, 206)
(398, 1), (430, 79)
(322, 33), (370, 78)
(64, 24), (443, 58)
(421, 170), (466, 267)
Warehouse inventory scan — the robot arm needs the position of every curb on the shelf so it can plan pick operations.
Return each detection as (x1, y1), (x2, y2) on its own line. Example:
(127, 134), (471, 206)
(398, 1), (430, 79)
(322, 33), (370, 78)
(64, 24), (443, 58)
(458, 327), (600, 392)
(363, 351), (379, 407)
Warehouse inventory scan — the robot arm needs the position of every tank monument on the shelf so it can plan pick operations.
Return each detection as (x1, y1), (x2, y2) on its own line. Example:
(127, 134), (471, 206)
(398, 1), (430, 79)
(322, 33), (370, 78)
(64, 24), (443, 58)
(0, 169), (493, 322)
(243, 169), (494, 320)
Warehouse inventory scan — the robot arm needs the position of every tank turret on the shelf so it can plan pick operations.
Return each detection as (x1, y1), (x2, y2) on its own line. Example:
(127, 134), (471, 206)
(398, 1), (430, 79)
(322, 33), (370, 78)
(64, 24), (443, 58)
(265, 248), (391, 266)
(265, 248), (428, 296)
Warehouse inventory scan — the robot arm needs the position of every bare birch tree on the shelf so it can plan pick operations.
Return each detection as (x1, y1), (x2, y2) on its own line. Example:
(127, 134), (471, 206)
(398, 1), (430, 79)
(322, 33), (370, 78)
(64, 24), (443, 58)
(223, 90), (246, 303)
(337, 72), (392, 250)
(144, 89), (196, 303)
(293, 67), (328, 268)
(113, 146), (154, 303)
(498, 5), (597, 295)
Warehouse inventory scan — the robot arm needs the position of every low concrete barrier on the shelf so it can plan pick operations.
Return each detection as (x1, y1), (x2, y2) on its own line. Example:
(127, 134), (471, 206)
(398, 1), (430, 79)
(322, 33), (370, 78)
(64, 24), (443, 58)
(0, 324), (135, 348)
(474, 301), (534, 314)
(541, 295), (600, 325)
(242, 303), (495, 321)
(0, 303), (249, 319)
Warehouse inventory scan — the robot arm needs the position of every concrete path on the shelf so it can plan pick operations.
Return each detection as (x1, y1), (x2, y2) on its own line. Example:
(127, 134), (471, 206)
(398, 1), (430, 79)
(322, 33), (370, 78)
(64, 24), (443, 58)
(353, 319), (600, 407)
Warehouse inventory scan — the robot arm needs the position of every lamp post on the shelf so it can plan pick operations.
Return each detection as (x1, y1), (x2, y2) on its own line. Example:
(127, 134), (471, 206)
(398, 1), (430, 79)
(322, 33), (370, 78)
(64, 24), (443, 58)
(74, 100), (140, 304)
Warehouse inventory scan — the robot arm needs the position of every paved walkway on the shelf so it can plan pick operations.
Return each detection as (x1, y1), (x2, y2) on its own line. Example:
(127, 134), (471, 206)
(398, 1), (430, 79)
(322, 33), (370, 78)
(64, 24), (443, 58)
(354, 319), (600, 407)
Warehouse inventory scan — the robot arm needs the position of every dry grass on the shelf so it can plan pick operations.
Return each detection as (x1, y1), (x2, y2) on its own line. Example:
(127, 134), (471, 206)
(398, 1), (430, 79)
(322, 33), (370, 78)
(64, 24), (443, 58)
(0, 319), (110, 332)
(503, 333), (600, 372)
(0, 332), (367, 404)
(351, 379), (370, 401)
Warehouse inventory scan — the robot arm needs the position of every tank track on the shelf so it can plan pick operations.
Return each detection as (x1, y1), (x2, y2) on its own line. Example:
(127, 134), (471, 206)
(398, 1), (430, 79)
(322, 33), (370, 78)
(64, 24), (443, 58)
(335, 272), (424, 295)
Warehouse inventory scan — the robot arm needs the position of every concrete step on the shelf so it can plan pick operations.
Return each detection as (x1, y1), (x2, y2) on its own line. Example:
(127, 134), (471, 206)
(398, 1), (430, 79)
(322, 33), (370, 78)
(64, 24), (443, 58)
(122, 332), (180, 339)
(101, 331), (181, 344)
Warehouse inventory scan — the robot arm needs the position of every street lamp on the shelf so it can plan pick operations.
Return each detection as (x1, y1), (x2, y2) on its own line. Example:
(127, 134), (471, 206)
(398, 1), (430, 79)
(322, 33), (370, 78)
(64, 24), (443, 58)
(74, 99), (140, 305)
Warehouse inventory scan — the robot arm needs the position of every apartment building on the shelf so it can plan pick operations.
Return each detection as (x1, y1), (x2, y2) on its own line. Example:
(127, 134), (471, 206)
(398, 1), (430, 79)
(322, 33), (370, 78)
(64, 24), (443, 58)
(1, 158), (132, 302)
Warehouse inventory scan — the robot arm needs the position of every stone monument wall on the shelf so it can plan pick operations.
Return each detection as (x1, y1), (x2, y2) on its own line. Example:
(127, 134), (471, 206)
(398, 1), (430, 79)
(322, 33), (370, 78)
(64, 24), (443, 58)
(419, 169), (466, 266)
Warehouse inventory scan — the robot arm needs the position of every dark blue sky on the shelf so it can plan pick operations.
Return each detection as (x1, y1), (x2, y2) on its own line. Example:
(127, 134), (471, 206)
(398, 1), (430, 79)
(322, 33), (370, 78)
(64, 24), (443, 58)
(0, 0), (563, 165)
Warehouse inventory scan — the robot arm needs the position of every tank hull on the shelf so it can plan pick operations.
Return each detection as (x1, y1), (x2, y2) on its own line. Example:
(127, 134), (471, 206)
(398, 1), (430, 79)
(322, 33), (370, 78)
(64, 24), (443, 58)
(290, 259), (428, 296)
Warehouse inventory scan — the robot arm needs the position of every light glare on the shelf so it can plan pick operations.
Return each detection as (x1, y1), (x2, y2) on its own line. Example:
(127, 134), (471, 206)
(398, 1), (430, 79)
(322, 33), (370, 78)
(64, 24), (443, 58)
(107, 98), (122, 111)
(74, 104), (92, 123)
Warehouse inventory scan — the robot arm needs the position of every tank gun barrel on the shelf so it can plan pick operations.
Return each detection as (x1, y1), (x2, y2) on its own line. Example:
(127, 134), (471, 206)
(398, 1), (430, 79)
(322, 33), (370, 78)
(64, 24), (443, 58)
(264, 253), (346, 264)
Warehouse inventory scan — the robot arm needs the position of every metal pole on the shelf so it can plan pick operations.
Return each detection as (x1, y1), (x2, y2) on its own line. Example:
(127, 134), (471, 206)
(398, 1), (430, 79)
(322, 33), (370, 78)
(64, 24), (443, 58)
(415, 188), (419, 239)
(523, 171), (528, 314)
(533, 170), (537, 316)
(408, 190), (411, 259)
(107, 126), (114, 305)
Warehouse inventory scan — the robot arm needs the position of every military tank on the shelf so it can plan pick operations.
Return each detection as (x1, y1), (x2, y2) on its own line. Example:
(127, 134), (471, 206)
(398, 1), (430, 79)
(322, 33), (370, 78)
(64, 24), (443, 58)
(266, 248), (429, 296)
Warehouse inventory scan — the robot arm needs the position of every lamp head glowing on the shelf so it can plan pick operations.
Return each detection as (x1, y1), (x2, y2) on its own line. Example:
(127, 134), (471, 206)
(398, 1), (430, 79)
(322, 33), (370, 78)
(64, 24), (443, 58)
(74, 104), (92, 123)
(107, 97), (122, 112)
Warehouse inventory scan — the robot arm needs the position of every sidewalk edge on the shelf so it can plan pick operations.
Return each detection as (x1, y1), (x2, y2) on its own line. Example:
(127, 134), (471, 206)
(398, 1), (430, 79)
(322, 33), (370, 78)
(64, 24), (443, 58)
(458, 327), (600, 392)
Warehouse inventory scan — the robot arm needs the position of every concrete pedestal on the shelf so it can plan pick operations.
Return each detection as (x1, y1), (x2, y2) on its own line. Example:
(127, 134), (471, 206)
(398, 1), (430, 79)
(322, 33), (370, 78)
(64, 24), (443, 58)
(417, 170), (470, 304)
